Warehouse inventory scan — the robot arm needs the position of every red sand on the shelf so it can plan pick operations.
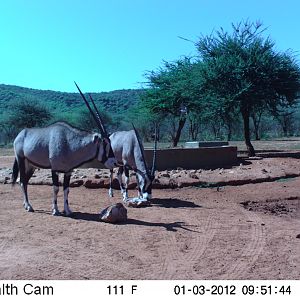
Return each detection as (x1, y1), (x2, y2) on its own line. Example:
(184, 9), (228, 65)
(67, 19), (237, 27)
(0, 156), (299, 279)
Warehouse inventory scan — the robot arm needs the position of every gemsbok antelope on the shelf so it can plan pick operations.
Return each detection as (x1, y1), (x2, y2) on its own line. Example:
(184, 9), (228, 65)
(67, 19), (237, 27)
(12, 82), (117, 216)
(108, 125), (158, 201)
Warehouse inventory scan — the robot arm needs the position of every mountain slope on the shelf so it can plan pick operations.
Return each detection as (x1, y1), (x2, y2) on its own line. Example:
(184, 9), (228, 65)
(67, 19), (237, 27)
(0, 84), (143, 115)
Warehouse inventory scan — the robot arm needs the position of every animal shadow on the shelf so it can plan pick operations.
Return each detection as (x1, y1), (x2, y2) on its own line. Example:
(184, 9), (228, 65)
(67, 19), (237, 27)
(70, 211), (100, 222)
(125, 219), (199, 232)
(69, 212), (199, 232)
(152, 197), (201, 209)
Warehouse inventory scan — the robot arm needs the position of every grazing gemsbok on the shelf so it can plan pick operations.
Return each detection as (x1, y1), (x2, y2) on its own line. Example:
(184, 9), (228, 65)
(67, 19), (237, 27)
(108, 125), (158, 201)
(11, 82), (117, 216)
(85, 95), (158, 201)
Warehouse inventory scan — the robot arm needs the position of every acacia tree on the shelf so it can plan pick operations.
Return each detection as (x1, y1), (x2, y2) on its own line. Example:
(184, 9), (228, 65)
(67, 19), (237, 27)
(272, 107), (295, 137)
(196, 21), (300, 156)
(142, 57), (201, 147)
(251, 106), (264, 140)
(124, 104), (163, 142)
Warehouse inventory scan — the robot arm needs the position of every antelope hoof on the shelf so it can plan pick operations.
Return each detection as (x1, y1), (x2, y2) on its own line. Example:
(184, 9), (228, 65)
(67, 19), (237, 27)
(63, 209), (73, 217)
(23, 203), (34, 212)
(122, 192), (129, 201)
(52, 209), (61, 216)
(27, 206), (34, 212)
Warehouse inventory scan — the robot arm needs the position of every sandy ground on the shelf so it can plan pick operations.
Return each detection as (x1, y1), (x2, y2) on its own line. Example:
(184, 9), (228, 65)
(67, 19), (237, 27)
(0, 155), (300, 280)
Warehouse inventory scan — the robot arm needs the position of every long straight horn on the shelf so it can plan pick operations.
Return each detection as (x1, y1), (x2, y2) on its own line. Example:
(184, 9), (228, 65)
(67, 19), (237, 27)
(132, 123), (150, 177)
(88, 93), (108, 138)
(151, 123), (158, 178)
(74, 82), (105, 137)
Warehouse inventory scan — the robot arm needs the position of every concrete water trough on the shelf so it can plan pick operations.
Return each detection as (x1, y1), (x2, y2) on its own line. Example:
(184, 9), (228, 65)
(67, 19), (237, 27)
(184, 141), (229, 148)
(81, 144), (238, 170)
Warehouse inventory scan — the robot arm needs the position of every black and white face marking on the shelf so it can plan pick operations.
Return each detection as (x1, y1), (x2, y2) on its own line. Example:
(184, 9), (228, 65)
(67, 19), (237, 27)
(136, 172), (152, 200)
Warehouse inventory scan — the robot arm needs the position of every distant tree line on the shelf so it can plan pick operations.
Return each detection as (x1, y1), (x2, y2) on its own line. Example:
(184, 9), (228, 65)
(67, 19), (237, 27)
(1, 20), (300, 157)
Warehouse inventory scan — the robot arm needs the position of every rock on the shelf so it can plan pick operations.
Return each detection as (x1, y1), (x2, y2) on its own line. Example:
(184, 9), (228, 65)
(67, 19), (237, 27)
(99, 203), (127, 223)
(124, 197), (151, 208)
(70, 180), (84, 187)
(169, 178), (178, 188)
(84, 180), (101, 189)
(173, 174), (181, 178)
(161, 173), (170, 178)
(189, 173), (199, 179)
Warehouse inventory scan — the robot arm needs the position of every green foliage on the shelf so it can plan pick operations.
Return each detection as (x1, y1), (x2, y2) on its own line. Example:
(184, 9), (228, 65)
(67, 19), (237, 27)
(69, 107), (119, 133)
(1, 20), (300, 150)
(195, 20), (300, 154)
(0, 84), (142, 143)
(8, 100), (52, 129)
(143, 57), (201, 116)
(0, 83), (142, 118)
(141, 57), (206, 145)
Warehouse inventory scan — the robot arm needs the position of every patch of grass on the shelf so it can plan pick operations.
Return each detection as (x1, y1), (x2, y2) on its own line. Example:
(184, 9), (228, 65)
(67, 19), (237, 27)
(275, 177), (296, 183)
(229, 138), (300, 151)
(195, 182), (218, 189)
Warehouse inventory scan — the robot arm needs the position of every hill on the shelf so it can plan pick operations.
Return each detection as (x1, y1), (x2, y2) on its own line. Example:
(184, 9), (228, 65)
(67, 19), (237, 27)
(0, 84), (143, 115)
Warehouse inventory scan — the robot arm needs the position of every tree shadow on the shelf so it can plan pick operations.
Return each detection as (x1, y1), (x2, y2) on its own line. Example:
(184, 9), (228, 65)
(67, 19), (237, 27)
(152, 198), (201, 209)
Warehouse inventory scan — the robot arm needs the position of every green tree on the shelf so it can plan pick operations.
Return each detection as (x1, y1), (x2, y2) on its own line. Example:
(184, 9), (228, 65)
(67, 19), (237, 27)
(196, 20), (300, 156)
(272, 107), (295, 137)
(142, 57), (201, 146)
(8, 100), (52, 129)
(73, 107), (117, 134)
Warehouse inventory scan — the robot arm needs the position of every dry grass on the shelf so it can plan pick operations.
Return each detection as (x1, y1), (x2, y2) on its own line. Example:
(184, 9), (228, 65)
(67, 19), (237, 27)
(229, 138), (300, 151)
(144, 138), (300, 152)
(2, 138), (300, 156)
(0, 147), (14, 156)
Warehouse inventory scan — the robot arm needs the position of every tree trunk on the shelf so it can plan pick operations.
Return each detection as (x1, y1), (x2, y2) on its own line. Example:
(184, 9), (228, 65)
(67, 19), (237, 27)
(242, 109), (256, 157)
(251, 111), (262, 141)
(173, 117), (186, 147)
(189, 121), (198, 141)
(227, 125), (232, 141)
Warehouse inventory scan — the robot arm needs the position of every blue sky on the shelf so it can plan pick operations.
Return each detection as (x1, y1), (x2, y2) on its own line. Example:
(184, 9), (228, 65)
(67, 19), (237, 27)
(0, 0), (299, 92)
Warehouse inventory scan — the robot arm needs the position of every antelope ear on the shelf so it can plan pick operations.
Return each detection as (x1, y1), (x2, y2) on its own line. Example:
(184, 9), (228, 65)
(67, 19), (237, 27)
(93, 133), (100, 144)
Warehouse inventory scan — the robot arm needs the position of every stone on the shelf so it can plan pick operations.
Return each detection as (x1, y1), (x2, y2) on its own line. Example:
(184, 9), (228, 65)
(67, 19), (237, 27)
(124, 197), (151, 208)
(99, 203), (127, 223)
(84, 180), (101, 188)
(69, 180), (84, 187)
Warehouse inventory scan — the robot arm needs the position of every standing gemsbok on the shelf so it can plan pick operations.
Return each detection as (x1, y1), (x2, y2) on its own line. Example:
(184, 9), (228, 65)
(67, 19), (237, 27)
(12, 82), (117, 216)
